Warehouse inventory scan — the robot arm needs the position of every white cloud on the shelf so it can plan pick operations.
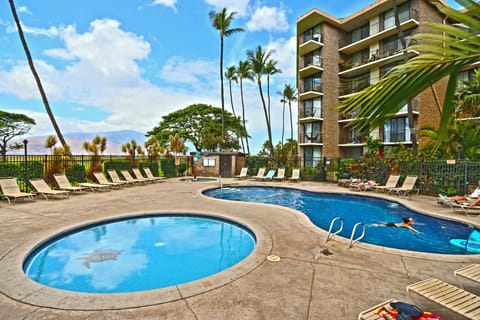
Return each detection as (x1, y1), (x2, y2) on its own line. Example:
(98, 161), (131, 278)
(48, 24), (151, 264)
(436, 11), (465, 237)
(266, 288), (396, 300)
(159, 57), (217, 86)
(266, 36), (296, 80)
(204, 0), (250, 17)
(6, 23), (59, 37)
(149, 0), (178, 13)
(246, 6), (289, 32)
(18, 6), (32, 15)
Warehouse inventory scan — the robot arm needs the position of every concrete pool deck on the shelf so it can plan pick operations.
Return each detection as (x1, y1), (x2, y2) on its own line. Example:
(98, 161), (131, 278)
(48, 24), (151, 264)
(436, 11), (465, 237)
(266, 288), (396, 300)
(0, 178), (479, 319)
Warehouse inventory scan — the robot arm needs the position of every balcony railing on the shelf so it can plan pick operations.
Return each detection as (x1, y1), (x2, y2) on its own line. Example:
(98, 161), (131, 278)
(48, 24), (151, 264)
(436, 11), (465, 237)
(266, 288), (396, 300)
(300, 56), (323, 69)
(299, 82), (322, 94)
(299, 133), (322, 144)
(300, 33), (323, 45)
(300, 107), (322, 119)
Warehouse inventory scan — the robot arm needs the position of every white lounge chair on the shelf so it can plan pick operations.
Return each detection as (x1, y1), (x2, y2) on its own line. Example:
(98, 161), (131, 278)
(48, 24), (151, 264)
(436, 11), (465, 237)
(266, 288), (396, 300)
(372, 174), (400, 193)
(107, 169), (135, 186)
(455, 264), (480, 292)
(250, 168), (266, 180)
(143, 167), (165, 182)
(121, 170), (147, 184)
(132, 168), (156, 183)
(407, 278), (480, 319)
(30, 178), (69, 200)
(0, 178), (35, 204)
(388, 175), (418, 199)
(93, 172), (123, 189)
(234, 167), (249, 179)
(257, 169), (276, 181)
(357, 299), (396, 320)
(53, 174), (88, 193)
(288, 168), (301, 182)
(273, 168), (286, 181)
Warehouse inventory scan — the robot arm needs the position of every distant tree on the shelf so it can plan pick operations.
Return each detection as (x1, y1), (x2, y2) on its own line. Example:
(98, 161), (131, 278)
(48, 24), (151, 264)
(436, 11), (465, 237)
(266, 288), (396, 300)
(282, 83), (297, 156)
(83, 135), (107, 180)
(209, 8), (244, 144)
(122, 139), (144, 167)
(168, 133), (187, 156)
(144, 136), (165, 161)
(147, 103), (245, 152)
(225, 65), (242, 151)
(44, 135), (57, 154)
(0, 110), (36, 161)
(236, 59), (254, 154)
(264, 58), (282, 124)
(8, 0), (68, 150)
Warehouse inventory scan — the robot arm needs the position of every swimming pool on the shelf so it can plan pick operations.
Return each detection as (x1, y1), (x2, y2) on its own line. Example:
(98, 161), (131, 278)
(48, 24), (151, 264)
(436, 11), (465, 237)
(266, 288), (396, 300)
(23, 214), (256, 293)
(204, 186), (478, 255)
(180, 177), (217, 183)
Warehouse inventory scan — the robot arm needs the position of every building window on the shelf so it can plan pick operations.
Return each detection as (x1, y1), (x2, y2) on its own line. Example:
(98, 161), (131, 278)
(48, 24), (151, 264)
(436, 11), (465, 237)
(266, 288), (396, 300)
(303, 24), (322, 43)
(383, 1), (410, 30)
(302, 98), (322, 118)
(351, 23), (369, 43)
(384, 117), (410, 142)
(303, 122), (321, 143)
(303, 73), (322, 92)
(302, 49), (322, 68)
(303, 146), (321, 168)
(351, 48), (370, 66)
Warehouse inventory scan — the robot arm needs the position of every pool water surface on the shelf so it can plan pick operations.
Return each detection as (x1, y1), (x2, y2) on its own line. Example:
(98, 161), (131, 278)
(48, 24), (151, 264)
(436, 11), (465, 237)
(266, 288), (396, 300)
(204, 186), (478, 255)
(24, 215), (256, 293)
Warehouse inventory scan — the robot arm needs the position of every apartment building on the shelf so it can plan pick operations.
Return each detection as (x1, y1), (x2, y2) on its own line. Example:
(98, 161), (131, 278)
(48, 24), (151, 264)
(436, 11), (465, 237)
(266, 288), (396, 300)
(296, 0), (451, 167)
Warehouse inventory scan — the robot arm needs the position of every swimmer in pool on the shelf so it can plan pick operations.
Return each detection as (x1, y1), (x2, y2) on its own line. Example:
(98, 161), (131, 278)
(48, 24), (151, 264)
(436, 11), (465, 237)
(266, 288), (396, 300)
(374, 217), (420, 233)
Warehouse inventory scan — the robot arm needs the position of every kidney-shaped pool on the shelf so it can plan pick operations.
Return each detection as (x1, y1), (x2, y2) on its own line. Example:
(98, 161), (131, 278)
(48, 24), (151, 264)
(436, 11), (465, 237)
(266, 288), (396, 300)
(203, 186), (479, 255)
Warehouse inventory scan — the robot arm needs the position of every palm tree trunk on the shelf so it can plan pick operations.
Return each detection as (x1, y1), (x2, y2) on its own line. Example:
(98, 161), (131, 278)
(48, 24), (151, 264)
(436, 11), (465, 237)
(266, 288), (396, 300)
(9, 0), (68, 150)
(240, 79), (250, 154)
(257, 80), (274, 157)
(281, 100), (285, 148)
(391, 0), (418, 156)
(289, 101), (294, 154)
(228, 80), (242, 151)
(220, 37), (225, 146)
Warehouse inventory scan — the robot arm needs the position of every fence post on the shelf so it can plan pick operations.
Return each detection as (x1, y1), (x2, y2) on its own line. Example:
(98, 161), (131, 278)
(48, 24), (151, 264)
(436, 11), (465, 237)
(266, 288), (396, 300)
(23, 139), (28, 192)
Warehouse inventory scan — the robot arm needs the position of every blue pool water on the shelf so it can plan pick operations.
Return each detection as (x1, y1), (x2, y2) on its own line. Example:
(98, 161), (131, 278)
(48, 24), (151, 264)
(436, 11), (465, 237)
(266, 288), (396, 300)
(204, 186), (478, 255)
(24, 215), (256, 293)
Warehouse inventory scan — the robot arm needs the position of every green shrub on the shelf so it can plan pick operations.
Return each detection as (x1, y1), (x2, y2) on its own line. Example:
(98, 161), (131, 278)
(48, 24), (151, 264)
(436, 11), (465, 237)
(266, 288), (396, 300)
(160, 158), (176, 177)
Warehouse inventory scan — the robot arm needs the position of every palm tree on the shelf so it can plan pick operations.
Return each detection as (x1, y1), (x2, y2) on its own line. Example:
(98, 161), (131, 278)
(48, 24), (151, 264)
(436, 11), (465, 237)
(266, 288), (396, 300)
(236, 59), (254, 154)
(247, 45), (275, 157)
(282, 83), (297, 156)
(456, 68), (480, 118)
(8, 0), (68, 150)
(337, 0), (480, 153)
(225, 66), (242, 151)
(279, 95), (286, 148)
(264, 59), (282, 124)
(209, 8), (244, 146)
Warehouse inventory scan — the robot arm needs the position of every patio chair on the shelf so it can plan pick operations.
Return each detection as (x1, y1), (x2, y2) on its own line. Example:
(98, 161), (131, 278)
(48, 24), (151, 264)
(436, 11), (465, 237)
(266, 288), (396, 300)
(121, 170), (147, 184)
(0, 178), (35, 204)
(387, 175), (418, 199)
(358, 299), (396, 320)
(234, 167), (249, 179)
(257, 169), (276, 181)
(249, 167), (266, 180)
(288, 168), (301, 182)
(447, 198), (480, 216)
(454, 264), (480, 292)
(53, 174), (88, 193)
(107, 169), (136, 186)
(132, 168), (156, 183)
(143, 167), (165, 182)
(78, 181), (111, 192)
(372, 174), (400, 193)
(29, 178), (69, 200)
(407, 278), (480, 319)
(273, 168), (286, 181)
(93, 172), (124, 189)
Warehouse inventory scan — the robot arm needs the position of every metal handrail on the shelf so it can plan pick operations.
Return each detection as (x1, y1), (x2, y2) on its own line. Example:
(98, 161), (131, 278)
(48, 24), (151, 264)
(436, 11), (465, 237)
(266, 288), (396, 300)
(348, 222), (366, 248)
(325, 217), (344, 243)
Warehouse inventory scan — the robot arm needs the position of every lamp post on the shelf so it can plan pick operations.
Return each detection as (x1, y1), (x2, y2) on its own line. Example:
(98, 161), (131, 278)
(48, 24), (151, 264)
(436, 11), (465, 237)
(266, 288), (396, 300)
(23, 139), (28, 191)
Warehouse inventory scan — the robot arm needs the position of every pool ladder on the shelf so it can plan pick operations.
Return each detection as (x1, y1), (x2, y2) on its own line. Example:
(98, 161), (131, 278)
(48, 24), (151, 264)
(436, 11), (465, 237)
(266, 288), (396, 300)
(325, 217), (366, 249)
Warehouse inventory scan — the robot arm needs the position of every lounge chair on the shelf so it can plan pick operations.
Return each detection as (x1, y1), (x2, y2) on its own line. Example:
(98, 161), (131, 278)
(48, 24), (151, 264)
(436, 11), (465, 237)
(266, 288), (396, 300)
(143, 167), (165, 182)
(455, 264), (480, 291)
(349, 180), (376, 191)
(288, 168), (301, 182)
(358, 299), (396, 320)
(447, 198), (480, 216)
(93, 172), (124, 189)
(132, 168), (156, 183)
(387, 175), (418, 199)
(29, 178), (69, 200)
(234, 167), (249, 179)
(273, 168), (286, 181)
(407, 278), (480, 319)
(107, 169), (135, 186)
(257, 169), (275, 181)
(53, 174), (88, 193)
(78, 181), (111, 192)
(0, 178), (35, 204)
(372, 174), (400, 193)
(250, 168), (266, 180)
(121, 170), (147, 184)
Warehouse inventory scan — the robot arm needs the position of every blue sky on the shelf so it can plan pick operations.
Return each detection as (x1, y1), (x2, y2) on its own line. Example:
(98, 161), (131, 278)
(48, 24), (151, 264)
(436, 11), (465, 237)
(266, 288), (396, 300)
(0, 0), (461, 154)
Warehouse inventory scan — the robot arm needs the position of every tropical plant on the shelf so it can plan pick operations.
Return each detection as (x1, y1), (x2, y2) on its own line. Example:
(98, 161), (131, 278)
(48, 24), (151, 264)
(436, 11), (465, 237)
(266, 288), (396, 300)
(455, 68), (480, 118)
(144, 136), (165, 161)
(282, 84), (298, 156)
(0, 110), (36, 161)
(209, 8), (244, 145)
(337, 0), (480, 154)
(264, 59), (282, 124)
(247, 45), (275, 157)
(122, 139), (144, 167)
(8, 0), (68, 150)
(168, 133), (186, 156)
(83, 135), (107, 180)
(225, 65), (241, 150)
(236, 59), (254, 154)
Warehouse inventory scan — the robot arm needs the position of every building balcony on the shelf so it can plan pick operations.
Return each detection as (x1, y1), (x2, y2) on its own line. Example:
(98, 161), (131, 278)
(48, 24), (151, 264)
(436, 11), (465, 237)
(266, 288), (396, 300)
(299, 34), (324, 56)
(338, 12), (419, 54)
(299, 107), (322, 121)
(299, 133), (322, 145)
(299, 84), (323, 100)
(299, 59), (323, 78)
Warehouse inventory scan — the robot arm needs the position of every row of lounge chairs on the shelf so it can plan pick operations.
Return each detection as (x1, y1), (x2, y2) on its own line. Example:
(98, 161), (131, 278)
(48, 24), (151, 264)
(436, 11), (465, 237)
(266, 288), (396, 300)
(348, 174), (419, 200)
(358, 264), (480, 320)
(234, 167), (301, 182)
(437, 194), (480, 216)
(0, 167), (164, 204)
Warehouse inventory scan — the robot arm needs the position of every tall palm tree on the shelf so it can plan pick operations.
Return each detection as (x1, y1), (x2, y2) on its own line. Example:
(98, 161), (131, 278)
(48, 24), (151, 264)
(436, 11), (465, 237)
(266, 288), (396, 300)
(264, 59), (282, 124)
(337, 0), (480, 152)
(282, 83), (298, 156)
(247, 45), (274, 157)
(279, 94), (286, 148)
(209, 8), (244, 146)
(225, 65), (242, 151)
(8, 0), (68, 150)
(236, 59), (254, 154)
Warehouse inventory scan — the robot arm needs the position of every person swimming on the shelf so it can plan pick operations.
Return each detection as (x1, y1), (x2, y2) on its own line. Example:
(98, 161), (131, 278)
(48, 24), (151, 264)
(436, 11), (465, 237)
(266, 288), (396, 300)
(374, 217), (420, 233)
